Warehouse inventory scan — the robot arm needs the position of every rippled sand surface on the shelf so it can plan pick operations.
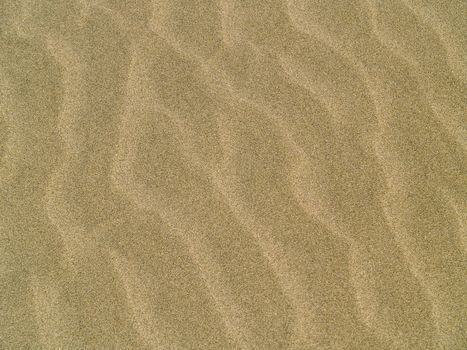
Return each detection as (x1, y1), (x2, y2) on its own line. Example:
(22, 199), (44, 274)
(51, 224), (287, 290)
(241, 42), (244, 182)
(1, 1), (466, 349)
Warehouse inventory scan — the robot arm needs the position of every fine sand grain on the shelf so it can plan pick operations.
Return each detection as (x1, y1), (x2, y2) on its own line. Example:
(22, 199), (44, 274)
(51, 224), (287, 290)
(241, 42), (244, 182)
(1, 1), (466, 349)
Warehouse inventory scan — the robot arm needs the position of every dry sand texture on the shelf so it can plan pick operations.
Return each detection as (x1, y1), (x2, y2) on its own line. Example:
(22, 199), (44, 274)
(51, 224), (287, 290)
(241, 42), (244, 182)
(1, 0), (466, 349)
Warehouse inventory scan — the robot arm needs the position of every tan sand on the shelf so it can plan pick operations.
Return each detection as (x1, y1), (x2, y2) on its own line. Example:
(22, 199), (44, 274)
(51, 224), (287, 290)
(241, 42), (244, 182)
(0, 1), (466, 349)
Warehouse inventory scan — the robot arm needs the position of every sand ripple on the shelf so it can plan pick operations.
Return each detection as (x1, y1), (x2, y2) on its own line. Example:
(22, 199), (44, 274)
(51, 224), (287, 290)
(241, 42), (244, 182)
(1, 0), (466, 349)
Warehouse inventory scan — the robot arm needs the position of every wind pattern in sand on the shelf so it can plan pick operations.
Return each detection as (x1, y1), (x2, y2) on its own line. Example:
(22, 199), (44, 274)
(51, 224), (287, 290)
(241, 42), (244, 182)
(1, 0), (466, 349)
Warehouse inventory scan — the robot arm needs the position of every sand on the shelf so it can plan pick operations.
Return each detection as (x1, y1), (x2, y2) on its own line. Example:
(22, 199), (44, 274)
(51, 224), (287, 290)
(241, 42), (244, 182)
(0, 1), (466, 349)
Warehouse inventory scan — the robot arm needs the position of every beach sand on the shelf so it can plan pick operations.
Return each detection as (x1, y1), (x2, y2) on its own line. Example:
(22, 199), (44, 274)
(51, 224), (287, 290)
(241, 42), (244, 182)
(0, 1), (466, 349)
